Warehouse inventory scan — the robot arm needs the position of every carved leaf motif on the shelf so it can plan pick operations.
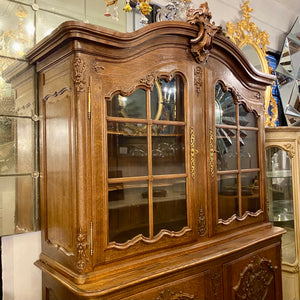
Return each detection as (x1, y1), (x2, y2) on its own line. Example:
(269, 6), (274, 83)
(92, 61), (105, 73)
(283, 143), (295, 158)
(234, 256), (275, 300)
(198, 207), (206, 236)
(156, 289), (194, 300)
(140, 72), (157, 88)
(73, 57), (86, 92)
(194, 66), (202, 94)
(75, 228), (89, 273)
(187, 2), (221, 63)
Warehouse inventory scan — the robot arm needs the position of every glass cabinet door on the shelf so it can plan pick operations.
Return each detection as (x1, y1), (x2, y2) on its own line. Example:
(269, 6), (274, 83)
(266, 147), (295, 264)
(215, 82), (261, 222)
(106, 75), (188, 244)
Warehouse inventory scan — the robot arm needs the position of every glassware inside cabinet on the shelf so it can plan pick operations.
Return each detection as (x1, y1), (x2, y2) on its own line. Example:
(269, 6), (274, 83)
(266, 146), (295, 264)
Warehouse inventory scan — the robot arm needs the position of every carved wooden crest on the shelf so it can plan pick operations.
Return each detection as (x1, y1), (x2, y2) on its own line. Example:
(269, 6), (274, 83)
(234, 256), (275, 300)
(187, 2), (221, 63)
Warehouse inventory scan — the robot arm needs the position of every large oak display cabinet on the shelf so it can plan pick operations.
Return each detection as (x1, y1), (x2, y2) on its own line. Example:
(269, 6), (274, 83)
(12, 3), (284, 299)
(266, 127), (300, 300)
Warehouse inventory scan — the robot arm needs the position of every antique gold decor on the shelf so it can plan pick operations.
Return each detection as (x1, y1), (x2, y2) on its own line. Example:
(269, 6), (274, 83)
(226, 1), (277, 127)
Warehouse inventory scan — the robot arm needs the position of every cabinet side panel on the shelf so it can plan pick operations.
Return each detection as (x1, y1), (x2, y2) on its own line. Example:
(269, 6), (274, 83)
(42, 61), (75, 253)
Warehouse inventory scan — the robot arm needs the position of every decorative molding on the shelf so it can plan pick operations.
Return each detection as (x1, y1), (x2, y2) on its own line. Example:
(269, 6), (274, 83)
(140, 72), (157, 88)
(75, 228), (89, 274)
(282, 143), (295, 158)
(108, 227), (191, 250)
(234, 256), (276, 300)
(92, 61), (105, 73)
(73, 57), (86, 92)
(198, 207), (206, 236)
(209, 129), (214, 178)
(156, 289), (194, 300)
(187, 2), (221, 63)
(194, 66), (202, 94)
(219, 209), (263, 225)
(43, 87), (72, 102)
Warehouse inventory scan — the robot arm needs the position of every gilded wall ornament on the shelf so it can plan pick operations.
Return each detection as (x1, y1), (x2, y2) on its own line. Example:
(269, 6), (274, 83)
(226, 1), (277, 127)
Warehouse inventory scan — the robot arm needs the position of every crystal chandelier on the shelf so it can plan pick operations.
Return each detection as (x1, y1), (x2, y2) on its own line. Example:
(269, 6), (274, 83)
(156, 0), (191, 22)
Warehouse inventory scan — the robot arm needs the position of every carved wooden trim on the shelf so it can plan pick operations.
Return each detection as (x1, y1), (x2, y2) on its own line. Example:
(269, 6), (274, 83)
(194, 66), (202, 94)
(92, 61), (105, 73)
(73, 57), (86, 92)
(198, 207), (206, 236)
(234, 256), (276, 300)
(187, 2), (221, 63)
(140, 72), (157, 88)
(210, 271), (222, 298)
(75, 228), (89, 273)
(43, 87), (72, 102)
(282, 143), (295, 158)
(218, 209), (263, 225)
(156, 289), (194, 300)
(108, 227), (191, 250)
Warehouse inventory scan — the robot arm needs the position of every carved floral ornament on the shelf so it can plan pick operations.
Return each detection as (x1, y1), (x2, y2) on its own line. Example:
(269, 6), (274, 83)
(156, 289), (194, 300)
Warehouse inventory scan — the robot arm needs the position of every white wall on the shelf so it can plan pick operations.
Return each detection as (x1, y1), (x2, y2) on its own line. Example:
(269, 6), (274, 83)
(2, 232), (42, 300)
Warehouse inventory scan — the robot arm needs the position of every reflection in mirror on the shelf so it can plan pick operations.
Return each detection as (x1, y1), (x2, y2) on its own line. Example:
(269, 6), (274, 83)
(241, 44), (262, 72)
(0, 65), (39, 236)
(275, 17), (300, 126)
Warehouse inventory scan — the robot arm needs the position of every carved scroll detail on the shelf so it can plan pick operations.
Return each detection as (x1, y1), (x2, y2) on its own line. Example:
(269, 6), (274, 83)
(92, 61), (105, 73)
(73, 57), (86, 92)
(156, 289), (194, 300)
(198, 207), (206, 236)
(234, 256), (275, 300)
(140, 72), (157, 88)
(75, 228), (89, 274)
(282, 143), (295, 158)
(187, 2), (221, 63)
(194, 66), (202, 94)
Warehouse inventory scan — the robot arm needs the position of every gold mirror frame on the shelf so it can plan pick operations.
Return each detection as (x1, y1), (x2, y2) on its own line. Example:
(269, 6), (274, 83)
(225, 1), (278, 127)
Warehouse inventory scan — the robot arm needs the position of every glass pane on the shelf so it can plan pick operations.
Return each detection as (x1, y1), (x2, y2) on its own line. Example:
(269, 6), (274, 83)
(266, 147), (295, 264)
(37, 0), (84, 20)
(240, 130), (258, 169)
(0, 116), (34, 175)
(216, 128), (237, 171)
(0, 175), (37, 235)
(0, 2), (34, 58)
(153, 178), (187, 236)
(107, 125), (148, 178)
(215, 83), (236, 126)
(36, 10), (74, 43)
(239, 104), (257, 127)
(109, 181), (149, 243)
(108, 89), (147, 119)
(154, 76), (184, 122)
(218, 173), (238, 220)
(241, 172), (260, 214)
(152, 126), (185, 175)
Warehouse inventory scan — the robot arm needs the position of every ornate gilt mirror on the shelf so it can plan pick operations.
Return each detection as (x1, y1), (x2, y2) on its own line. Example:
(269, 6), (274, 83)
(226, 1), (277, 127)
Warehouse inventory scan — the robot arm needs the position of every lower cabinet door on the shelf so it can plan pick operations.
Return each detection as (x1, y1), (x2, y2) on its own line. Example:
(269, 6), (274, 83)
(223, 241), (282, 300)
